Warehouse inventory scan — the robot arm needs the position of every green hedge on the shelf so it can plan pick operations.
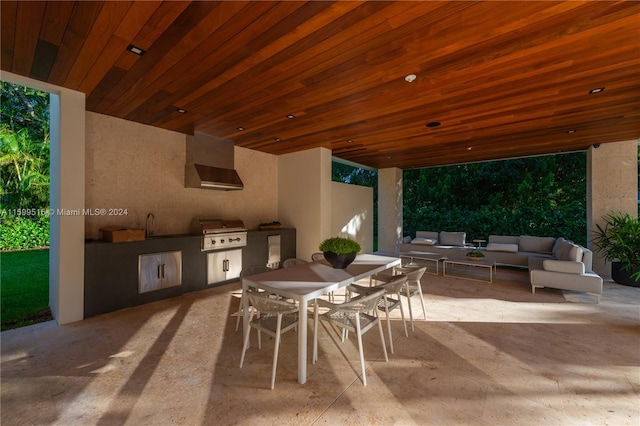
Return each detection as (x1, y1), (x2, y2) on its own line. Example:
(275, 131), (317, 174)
(0, 216), (50, 250)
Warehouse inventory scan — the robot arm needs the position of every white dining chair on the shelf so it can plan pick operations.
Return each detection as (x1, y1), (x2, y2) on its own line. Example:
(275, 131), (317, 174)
(313, 289), (388, 386)
(283, 258), (308, 268)
(348, 274), (408, 353)
(235, 265), (273, 331)
(239, 287), (299, 389)
(398, 266), (427, 331)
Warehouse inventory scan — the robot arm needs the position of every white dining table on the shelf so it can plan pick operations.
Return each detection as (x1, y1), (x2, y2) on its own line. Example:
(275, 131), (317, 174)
(241, 253), (400, 384)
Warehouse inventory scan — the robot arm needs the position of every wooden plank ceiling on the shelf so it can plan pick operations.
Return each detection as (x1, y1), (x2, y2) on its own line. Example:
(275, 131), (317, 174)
(2, 1), (639, 170)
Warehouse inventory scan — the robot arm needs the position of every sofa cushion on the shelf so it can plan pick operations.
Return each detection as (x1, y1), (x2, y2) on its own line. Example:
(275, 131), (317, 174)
(519, 235), (556, 253)
(552, 237), (566, 255)
(488, 235), (520, 245)
(557, 243), (583, 262)
(486, 242), (519, 253)
(416, 231), (439, 240)
(543, 259), (585, 274)
(439, 231), (466, 246)
(412, 237), (436, 246)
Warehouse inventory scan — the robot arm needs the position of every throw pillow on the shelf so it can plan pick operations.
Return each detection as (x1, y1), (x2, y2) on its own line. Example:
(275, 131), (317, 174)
(566, 244), (584, 262)
(552, 237), (566, 255)
(439, 231), (466, 246)
(412, 237), (436, 245)
(416, 231), (439, 240)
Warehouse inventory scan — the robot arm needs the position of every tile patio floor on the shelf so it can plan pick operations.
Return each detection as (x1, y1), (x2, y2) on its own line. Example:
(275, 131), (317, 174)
(2, 267), (639, 425)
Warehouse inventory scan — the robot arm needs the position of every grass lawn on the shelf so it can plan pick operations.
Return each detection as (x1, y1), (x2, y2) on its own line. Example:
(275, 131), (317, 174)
(1, 248), (52, 331)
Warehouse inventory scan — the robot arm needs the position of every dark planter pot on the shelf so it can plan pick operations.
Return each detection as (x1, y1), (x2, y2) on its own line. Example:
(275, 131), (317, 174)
(323, 251), (357, 269)
(611, 261), (640, 287)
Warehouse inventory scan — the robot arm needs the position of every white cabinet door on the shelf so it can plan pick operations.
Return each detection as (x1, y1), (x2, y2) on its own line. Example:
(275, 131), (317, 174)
(207, 249), (243, 284)
(139, 253), (163, 293)
(225, 249), (242, 281)
(161, 251), (182, 288)
(139, 251), (182, 293)
(207, 251), (227, 285)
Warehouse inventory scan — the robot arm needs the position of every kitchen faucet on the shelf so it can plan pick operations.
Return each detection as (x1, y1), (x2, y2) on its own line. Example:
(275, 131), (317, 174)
(146, 213), (155, 237)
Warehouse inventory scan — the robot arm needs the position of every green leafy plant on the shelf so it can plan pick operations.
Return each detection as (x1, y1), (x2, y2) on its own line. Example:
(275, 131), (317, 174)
(592, 212), (640, 281)
(319, 236), (361, 254)
(466, 248), (485, 258)
(0, 216), (49, 250)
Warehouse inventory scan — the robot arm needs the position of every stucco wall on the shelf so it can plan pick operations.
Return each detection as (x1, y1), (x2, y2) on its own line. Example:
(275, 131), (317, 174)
(278, 148), (373, 259)
(331, 181), (374, 253)
(85, 112), (278, 239)
(278, 148), (332, 259)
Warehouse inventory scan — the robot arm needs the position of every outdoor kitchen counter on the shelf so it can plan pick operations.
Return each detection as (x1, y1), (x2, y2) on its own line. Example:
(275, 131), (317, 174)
(84, 235), (205, 318)
(84, 228), (297, 318)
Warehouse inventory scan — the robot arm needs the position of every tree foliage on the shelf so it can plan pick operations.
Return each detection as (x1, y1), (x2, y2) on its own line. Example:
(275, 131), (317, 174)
(1, 82), (50, 211)
(332, 162), (377, 188)
(403, 153), (588, 246)
(1, 81), (50, 250)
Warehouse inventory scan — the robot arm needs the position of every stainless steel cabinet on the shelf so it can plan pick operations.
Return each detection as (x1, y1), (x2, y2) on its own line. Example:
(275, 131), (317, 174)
(139, 251), (182, 293)
(207, 249), (242, 285)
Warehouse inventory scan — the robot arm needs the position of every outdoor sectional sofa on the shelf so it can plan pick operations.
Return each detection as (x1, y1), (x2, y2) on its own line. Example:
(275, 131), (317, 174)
(398, 231), (603, 302)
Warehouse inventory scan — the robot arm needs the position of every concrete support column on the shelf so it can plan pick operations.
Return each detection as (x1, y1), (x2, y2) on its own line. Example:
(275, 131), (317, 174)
(378, 168), (403, 254)
(587, 140), (638, 278)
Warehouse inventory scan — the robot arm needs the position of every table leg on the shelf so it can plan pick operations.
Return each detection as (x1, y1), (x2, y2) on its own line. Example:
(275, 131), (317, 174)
(242, 282), (250, 345)
(298, 299), (308, 384)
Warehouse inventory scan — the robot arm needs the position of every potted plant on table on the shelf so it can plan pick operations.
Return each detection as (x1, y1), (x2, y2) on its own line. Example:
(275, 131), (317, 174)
(319, 236), (361, 269)
(466, 247), (485, 261)
(592, 211), (640, 287)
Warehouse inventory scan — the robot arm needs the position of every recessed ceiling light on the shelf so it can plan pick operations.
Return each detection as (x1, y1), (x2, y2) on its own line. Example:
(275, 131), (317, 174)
(404, 74), (417, 83)
(589, 87), (605, 94)
(426, 121), (441, 128)
(237, 127), (244, 131)
(176, 108), (187, 114)
(286, 114), (295, 119)
(275, 138), (281, 142)
(347, 139), (353, 143)
(387, 156), (392, 159)
(566, 129), (576, 134)
(127, 44), (146, 56)
(467, 147), (472, 151)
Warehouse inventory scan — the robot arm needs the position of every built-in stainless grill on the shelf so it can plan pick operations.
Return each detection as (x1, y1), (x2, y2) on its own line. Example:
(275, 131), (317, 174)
(191, 218), (247, 252)
(191, 218), (247, 285)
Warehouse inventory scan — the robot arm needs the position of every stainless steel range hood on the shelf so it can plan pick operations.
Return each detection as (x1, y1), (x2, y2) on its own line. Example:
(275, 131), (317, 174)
(185, 132), (244, 191)
(185, 164), (244, 190)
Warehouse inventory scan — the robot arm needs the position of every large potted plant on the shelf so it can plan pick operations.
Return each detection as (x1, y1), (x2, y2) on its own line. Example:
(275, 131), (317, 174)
(319, 237), (361, 269)
(592, 212), (640, 287)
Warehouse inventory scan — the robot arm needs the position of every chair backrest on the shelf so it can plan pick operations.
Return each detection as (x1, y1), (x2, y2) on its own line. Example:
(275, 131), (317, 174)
(246, 288), (298, 315)
(380, 275), (408, 294)
(403, 266), (426, 283)
(283, 258), (308, 268)
(311, 252), (325, 261)
(240, 265), (272, 278)
(339, 289), (385, 313)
